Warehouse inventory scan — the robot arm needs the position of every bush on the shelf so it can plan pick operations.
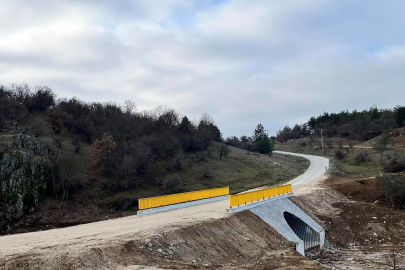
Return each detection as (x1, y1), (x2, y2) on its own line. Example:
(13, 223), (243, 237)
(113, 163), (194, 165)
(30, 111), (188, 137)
(53, 137), (63, 148)
(253, 136), (273, 154)
(30, 119), (44, 137)
(219, 143), (230, 159)
(335, 149), (346, 160)
(167, 151), (185, 171)
(72, 135), (81, 153)
(197, 151), (208, 162)
(113, 198), (138, 211)
(384, 158), (405, 173)
(163, 176), (182, 194)
(145, 161), (166, 186)
(354, 151), (371, 165)
(202, 165), (211, 179)
(378, 175), (405, 210)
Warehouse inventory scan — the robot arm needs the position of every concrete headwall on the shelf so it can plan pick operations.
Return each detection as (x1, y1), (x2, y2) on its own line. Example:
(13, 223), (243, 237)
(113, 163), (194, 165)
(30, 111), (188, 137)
(249, 198), (325, 256)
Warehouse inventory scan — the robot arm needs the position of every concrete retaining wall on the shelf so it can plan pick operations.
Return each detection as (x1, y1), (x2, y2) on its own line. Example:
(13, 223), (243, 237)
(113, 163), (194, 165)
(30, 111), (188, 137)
(225, 193), (293, 213)
(249, 198), (325, 256)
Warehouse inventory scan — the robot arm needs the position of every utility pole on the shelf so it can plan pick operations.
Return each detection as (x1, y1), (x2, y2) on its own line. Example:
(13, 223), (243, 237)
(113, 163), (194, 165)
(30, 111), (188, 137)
(321, 129), (324, 152)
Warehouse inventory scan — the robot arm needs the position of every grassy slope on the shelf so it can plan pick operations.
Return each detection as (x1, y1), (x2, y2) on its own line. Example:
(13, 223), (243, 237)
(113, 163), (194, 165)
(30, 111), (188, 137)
(3, 117), (308, 200)
(1, 116), (310, 233)
(275, 135), (405, 178)
(108, 142), (309, 206)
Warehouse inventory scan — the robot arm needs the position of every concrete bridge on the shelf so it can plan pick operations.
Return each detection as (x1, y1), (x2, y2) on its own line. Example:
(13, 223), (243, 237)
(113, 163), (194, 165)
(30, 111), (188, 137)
(140, 151), (330, 256)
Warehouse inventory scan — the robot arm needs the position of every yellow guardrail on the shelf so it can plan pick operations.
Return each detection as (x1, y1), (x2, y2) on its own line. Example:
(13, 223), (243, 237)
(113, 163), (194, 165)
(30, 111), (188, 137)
(139, 187), (230, 210)
(229, 184), (292, 208)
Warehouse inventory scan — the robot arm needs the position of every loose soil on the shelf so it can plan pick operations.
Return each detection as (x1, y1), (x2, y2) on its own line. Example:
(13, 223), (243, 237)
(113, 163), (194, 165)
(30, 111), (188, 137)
(0, 211), (323, 270)
(291, 179), (405, 269)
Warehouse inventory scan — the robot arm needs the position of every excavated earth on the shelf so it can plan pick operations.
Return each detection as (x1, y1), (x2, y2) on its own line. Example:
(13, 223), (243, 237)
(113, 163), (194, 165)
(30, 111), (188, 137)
(2, 177), (405, 269)
(292, 178), (405, 270)
(0, 211), (322, 270)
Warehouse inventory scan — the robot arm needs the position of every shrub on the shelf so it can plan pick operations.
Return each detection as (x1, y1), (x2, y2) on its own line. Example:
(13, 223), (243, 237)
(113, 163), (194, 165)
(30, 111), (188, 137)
(30, 119), (44, 137)
(354, 151), (371, 165)
(384, 158), (405, 173)
(202, 166), (211, 179)
(91, 132), (117, 167)
(163, 176), (182, 194)
(219, 143), (230, 159)
(113, 197), (138, 211)
(198, 151), (208, 162)
(72, 135), (81, 153)
(378, 175), (405, 210)
(144, 161), (166, 186)
(254, 136), (273, 154)
(53, 137), (63, 148)
(51, 153), (77, 200)
(335, 149), (346, 161)
(167, 151), (185, 171)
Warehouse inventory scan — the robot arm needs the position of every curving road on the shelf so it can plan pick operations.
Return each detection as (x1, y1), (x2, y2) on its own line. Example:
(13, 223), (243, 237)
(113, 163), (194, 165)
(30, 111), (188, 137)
(275, 151), (330, 186)
(0, 151), (329, 260)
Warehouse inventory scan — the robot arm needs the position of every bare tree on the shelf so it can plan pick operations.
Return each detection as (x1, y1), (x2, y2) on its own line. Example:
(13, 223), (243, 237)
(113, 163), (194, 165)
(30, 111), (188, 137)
(122, 100), (136, 115)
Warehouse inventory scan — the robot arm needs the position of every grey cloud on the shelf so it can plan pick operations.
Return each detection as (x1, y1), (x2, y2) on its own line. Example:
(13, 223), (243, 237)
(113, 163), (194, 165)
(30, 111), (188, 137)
(1, 0), (405, 137)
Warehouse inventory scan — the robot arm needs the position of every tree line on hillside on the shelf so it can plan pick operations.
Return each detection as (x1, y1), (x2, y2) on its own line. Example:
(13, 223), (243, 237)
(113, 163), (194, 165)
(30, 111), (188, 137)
(276, 105), (405, 142)
(224, 124), (274, 155)
(0, 84), (222, 195)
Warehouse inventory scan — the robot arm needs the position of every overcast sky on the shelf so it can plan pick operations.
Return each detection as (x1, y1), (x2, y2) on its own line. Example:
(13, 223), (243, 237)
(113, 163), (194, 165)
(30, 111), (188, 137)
(1, 1), (405, 137)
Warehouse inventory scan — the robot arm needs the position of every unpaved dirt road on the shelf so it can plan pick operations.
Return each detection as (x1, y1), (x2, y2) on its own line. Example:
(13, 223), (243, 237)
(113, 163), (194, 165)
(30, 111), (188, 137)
(0, 151), (329, 262)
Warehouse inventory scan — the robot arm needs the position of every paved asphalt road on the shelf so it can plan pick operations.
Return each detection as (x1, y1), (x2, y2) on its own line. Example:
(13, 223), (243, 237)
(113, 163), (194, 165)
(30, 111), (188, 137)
(275, 151), (330, 186)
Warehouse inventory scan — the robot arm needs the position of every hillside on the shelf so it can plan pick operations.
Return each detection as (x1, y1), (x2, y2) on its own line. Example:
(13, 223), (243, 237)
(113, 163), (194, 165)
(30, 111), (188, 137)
(275, 132), (405, 178)
(0, 116), (308, 235)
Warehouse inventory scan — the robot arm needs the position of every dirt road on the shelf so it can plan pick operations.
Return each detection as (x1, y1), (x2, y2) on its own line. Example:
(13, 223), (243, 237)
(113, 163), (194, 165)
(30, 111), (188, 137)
(0, 151), (329, 263)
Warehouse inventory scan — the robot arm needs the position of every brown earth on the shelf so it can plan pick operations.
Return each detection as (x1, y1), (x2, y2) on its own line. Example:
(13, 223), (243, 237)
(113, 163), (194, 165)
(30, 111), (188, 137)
(0, 211), (323, 270)
(292, 179), (405, 269)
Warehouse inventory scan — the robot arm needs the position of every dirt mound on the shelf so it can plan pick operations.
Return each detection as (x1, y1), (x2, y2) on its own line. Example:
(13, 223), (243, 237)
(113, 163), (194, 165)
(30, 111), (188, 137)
(326, 177), (386, 205)
(292, 184), (405, 269)
(0, 211), (323, 270)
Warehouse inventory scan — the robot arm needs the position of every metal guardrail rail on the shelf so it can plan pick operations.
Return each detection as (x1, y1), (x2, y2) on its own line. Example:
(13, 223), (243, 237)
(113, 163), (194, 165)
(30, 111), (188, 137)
(138, 187), (229, 210)
(229, 184), (292, 208)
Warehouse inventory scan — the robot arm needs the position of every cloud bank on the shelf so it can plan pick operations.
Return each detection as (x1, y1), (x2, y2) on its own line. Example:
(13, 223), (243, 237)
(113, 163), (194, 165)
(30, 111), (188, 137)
(1, 0), (405, 136)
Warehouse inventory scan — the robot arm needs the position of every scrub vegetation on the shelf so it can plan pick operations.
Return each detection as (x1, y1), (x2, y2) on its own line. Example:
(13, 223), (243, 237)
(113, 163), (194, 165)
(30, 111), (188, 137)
(0, 83), (307, 234)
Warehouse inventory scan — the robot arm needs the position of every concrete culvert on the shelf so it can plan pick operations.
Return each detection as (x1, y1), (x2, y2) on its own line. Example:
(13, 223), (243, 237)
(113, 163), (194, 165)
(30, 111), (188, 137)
(283, 211), (320, 250)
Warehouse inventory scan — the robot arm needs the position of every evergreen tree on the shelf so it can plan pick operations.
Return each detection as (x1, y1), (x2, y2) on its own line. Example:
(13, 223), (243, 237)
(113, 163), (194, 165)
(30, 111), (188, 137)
(395, 106), (405, 127)
(252, 123), (266, 142)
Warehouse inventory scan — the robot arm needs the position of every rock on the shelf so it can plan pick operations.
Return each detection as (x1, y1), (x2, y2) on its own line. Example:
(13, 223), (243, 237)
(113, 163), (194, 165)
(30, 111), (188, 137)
(191, 260), (197, 264)
(147, 243), (153, 248)
(156, 248), (163, 253)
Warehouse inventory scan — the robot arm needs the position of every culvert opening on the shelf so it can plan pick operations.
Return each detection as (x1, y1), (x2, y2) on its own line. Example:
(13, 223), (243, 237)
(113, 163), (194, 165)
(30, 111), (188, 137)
(283, 211), (320, 250)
